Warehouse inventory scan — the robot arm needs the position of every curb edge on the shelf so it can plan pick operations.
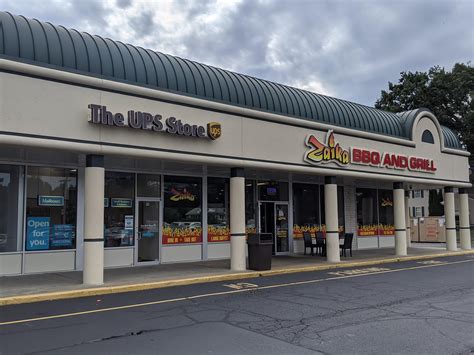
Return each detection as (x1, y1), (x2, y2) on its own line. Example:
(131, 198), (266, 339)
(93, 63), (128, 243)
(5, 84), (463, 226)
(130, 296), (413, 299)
(1, 250), (473, 306)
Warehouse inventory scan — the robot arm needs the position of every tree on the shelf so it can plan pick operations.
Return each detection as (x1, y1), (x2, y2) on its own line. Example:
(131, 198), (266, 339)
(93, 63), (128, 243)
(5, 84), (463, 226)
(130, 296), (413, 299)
(375, 63), (474, 154)
(428, 189), (444, 217)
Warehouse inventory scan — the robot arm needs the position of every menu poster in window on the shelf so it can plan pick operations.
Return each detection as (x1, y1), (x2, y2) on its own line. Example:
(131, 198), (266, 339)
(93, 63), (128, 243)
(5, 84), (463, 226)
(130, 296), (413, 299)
(26, 217), (50, 250)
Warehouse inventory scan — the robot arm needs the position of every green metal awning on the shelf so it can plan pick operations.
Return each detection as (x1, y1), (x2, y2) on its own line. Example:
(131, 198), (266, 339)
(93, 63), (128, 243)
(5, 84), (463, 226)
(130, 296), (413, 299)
(0, 11), (465, 150)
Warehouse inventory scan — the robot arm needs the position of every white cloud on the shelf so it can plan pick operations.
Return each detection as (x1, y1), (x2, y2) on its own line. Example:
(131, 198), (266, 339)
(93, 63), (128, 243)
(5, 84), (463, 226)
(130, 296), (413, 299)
(1, 0), (472, 106)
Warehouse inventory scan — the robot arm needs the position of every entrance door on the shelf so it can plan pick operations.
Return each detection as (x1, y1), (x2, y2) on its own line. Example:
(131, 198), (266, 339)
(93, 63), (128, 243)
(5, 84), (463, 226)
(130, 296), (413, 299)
(275, 203), (289, 253)
(136, 200), (160, 263)
(258, 202), (289, 255)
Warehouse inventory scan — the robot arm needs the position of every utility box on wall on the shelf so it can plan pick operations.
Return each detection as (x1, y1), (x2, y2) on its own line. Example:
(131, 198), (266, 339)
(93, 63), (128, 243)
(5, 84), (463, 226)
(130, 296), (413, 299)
(412, 217), (446, 242)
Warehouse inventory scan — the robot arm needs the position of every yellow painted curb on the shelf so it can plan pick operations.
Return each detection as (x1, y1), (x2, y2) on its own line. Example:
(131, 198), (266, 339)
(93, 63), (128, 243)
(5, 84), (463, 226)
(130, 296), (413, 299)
(1, 250), (473, 306)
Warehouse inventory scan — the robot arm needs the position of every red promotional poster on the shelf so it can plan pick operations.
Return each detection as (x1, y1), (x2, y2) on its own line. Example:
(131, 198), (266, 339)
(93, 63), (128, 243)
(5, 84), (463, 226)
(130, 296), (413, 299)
(208, 225), (230, 242)
(357, 225), (378, 236)
(162, 225), (202, 244)
(358, 224), (395, 236)
(293, 224), (344, 238)
(378, 224), (395, 236)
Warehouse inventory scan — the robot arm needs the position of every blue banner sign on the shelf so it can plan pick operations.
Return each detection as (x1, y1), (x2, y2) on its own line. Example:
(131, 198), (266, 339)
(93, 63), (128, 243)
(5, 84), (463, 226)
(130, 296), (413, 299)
(51, 224), (74, 247)
(26, 217), (50, 250)
(111, 198), (133, 208)
(104, 198), (109, 208)
(38, 195), (64, 207)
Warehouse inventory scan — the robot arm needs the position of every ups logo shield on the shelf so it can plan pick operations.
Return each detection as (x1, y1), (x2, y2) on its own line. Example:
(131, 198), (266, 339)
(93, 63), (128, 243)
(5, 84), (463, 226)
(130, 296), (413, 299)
(207, 122), (222, 140)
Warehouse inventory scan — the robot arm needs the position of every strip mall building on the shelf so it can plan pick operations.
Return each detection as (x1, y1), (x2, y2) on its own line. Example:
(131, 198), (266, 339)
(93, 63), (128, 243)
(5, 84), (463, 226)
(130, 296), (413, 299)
(0, 12), (471, 283)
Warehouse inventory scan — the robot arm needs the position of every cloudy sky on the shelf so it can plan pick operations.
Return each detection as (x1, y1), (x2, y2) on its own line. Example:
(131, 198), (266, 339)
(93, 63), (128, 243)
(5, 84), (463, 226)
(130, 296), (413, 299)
(2, 0), (472, 106)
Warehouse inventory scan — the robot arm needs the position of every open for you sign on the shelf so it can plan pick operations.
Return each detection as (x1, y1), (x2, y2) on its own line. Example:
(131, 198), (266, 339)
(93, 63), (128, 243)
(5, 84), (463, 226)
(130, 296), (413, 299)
(26, 217), (50, 250)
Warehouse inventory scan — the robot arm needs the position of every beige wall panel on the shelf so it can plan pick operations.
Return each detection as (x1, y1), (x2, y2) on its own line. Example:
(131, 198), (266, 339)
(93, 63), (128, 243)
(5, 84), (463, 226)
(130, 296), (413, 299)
(242, 117), (468, 182)
(0, 253), (22, 275)
(357, 237), (378, 249)
(207, 243), (231, 259)
(0, 73), (101, 142)
(379, 236), (395, 248)
(293, 239), (304, 254)
(161, 244), (202, 263)
(0, 73), (469, 184)
(104, 248), (134, 268)
(24, 251), (75, 273)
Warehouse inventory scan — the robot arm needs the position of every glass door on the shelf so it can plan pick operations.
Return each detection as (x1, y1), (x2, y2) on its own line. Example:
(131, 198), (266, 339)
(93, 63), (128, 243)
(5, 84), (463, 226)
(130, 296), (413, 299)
(136, 199), (160, 263)
(258, 201), (275, 254)
(275, 203), (289, 254)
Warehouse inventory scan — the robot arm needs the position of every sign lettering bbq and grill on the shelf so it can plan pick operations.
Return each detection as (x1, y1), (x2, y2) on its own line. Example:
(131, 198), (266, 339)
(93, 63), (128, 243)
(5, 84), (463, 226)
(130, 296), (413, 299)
(305, 130), (436, 174)
(88, 104), (221, 140)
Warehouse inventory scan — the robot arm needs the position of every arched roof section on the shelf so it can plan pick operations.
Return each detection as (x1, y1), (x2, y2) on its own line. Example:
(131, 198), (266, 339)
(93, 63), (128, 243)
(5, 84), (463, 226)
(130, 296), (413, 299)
(0, 11), (465, 150)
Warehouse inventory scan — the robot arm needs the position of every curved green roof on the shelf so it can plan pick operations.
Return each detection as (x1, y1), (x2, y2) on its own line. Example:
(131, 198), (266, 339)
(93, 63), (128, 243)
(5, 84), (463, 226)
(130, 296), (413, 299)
(0, 11), (464, 150)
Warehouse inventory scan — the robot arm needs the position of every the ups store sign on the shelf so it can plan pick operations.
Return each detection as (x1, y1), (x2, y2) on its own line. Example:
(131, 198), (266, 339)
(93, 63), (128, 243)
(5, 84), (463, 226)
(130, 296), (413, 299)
(88, 104), (221, 140)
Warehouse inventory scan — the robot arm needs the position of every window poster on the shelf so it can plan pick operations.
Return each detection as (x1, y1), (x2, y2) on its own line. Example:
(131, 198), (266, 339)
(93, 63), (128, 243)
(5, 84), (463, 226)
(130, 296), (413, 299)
(51, 224), (74, 247)
(207, 178), (230, 242)
(26, 217), (50, 250)
(124, 215), (134, 230)
(163, 176), (202, 244)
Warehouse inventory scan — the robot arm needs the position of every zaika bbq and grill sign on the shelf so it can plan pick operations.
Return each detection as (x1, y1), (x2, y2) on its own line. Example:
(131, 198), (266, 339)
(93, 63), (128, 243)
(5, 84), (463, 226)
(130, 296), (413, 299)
(304, 131), (437, 173)
(88, 104), (221, 140)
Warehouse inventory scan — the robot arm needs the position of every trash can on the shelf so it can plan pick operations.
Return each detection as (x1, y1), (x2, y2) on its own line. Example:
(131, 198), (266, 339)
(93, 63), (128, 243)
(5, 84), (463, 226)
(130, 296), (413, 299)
(247, 233), (273, 271)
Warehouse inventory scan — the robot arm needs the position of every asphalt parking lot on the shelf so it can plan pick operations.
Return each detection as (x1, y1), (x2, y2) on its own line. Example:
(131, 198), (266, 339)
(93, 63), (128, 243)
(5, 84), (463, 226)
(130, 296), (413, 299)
(1, 254), (473, 354)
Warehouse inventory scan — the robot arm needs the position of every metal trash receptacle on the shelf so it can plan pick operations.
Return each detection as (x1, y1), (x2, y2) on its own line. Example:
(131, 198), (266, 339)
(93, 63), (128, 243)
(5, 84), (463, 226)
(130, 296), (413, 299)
(247, 233), (273, 271)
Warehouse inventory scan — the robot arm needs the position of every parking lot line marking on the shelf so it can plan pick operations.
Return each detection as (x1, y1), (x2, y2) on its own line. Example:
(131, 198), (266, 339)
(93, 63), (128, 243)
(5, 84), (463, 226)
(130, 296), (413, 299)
(1, 258), (472, 327)
(417, 260), (447, 265)
(223, 282), (259, 290)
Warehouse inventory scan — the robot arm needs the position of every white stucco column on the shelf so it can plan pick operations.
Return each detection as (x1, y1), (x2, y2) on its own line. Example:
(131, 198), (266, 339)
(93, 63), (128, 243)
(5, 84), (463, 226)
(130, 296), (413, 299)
(324, 176), (340, 263)
(459, 188), (471, 250)
(394, 182), (407, 256)
(405, 191), (411, 248)
(444, 187), (457, 251)
(230, 168), (246, 271)
(83, 155), (105, 285)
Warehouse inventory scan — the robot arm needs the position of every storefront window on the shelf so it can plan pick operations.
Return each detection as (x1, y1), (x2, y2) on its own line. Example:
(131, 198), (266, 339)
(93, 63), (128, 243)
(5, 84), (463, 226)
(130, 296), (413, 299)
(26, 167), (77, 251)
(104, 172), (135, 247)
(378, 189), (394, 235)
(245, 180), (256, 234)
(320, 185), (345, 234)
(207, 177), (230, 242)
(258, 181), (288, 201)
(356, 188), (379, 236)
(163, 176), (202, 244)
(0, 165), (21, 252)
(137, 173), (161, 198)
(293, 183), (320, 238)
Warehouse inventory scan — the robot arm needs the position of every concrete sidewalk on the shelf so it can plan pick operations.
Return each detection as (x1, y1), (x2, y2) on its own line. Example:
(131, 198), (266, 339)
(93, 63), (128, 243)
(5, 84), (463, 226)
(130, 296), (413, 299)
(1, 244), (473, 305)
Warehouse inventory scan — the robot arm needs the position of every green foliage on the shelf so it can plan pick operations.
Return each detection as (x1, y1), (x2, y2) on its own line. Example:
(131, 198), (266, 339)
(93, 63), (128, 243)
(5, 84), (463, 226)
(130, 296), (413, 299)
(428, 189), (444, 217)
(375, 63), (474, 154)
